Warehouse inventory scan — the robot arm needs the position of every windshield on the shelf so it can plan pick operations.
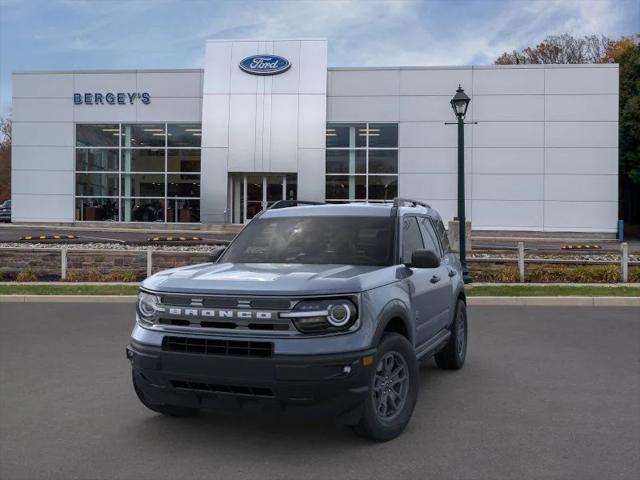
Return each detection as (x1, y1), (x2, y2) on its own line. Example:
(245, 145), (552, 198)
(221, 216), (395, 266)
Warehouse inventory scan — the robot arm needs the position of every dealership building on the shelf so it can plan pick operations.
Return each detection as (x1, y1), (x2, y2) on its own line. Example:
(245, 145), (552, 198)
(11, 39), (619, 231)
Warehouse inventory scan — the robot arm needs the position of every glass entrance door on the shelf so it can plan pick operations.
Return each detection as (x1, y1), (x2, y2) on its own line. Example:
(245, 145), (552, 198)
(245, 175), (264, 221)
(230, 174), (297, 223)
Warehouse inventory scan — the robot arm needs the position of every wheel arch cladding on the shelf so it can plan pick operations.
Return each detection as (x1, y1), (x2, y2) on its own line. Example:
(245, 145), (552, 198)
(373, 299), (413, 346)
(458, 290), (466, 304)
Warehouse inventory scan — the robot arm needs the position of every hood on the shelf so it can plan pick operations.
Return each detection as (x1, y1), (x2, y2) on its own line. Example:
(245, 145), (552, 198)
(142, 262), (399, 296)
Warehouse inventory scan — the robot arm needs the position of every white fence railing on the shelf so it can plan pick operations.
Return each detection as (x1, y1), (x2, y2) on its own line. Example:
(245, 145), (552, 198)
(0, 243), (636, 283)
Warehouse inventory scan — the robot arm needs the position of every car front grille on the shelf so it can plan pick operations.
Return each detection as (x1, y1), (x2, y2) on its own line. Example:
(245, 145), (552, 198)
(154, 294), (296, 334)
(162, 336), (273, 357)
(170, 380), (274, 398)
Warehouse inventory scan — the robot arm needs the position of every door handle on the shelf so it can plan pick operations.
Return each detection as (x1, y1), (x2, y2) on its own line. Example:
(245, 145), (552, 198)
(430, 275), (441, 284)
(448, 269), (456, 277)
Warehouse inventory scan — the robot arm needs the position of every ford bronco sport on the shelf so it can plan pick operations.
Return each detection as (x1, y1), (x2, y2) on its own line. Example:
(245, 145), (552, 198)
(127, 198), (467, 441)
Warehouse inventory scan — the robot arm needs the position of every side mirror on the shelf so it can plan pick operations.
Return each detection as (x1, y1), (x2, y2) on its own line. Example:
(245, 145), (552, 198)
(408, 249), (440, 269)
(208, 247), (226, 263)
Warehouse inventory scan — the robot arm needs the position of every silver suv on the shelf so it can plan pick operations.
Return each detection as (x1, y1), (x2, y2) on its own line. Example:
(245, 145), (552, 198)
(127, 199), (467, 441)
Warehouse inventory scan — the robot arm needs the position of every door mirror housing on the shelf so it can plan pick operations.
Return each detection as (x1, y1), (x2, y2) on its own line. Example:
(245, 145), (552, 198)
(208, 247), (226, 263)
(408, 249), (440, 269)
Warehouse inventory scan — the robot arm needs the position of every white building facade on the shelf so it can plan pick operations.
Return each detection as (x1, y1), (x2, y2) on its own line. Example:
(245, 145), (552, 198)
(11, 39), (619, 231)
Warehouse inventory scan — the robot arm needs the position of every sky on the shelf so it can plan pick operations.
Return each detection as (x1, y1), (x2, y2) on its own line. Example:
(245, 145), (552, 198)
(0, 0), (639, 115)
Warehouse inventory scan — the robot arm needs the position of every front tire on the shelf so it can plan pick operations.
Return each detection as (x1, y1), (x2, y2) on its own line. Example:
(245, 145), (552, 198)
(435, 299), (467, 370)
(132, 371), (200, 417)
(354, 333), (418, 441)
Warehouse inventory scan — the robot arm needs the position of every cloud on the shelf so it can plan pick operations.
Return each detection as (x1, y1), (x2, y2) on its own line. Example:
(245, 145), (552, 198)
(0, 0), (637, 115)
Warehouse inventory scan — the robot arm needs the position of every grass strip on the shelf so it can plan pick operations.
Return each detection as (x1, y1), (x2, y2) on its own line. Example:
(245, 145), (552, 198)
(0, 284), (138, 295)
(467, 285), (640, 297)
(0, 284), (639, 297)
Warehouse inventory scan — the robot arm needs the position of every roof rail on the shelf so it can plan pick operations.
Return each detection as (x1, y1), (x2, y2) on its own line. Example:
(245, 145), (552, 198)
(392, 198), (431, 209)
(268, 200), (324, 210)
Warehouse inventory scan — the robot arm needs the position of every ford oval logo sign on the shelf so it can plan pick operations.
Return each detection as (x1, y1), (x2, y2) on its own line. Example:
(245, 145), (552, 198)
(239, 55), (291, 75)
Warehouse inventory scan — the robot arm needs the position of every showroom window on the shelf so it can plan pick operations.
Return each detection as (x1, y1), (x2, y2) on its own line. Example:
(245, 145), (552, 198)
(325, 123), (398, 202)
(75, 123), (201, 222)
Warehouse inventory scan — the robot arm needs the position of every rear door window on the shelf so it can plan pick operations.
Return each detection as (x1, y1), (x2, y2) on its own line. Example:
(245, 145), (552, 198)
(431, 217), (451, 253)
(418, 217), (442, 257)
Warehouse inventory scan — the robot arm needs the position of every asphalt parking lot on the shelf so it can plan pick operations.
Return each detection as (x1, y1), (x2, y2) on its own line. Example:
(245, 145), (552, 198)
(1, 303), (638, 480)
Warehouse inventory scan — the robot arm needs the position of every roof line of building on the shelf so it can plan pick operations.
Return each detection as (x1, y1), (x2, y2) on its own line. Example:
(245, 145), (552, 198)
(206, 38), (328, 42)
(13, 68), (205, 75)
(328, 64), (618, 71)
(13, 63), (618, 75)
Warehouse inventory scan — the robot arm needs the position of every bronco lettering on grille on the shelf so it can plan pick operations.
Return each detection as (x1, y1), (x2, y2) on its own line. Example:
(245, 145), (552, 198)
(165, 308), (274, 320)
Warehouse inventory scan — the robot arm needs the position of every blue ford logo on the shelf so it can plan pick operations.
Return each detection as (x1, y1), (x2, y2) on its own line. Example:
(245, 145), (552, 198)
(239, 55), (291, 75)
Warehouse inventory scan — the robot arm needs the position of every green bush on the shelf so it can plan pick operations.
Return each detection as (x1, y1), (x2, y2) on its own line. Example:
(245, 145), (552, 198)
(468, 263), (519, 282)
(526, 264), (620, 283)
(16, 267), (38, 282)
(468, 262), (625, 283)
(64, 270), (139, 282)
(65, 271), (85, 282)
(104, 271), (138, 282)
(629, 267), (640, 283)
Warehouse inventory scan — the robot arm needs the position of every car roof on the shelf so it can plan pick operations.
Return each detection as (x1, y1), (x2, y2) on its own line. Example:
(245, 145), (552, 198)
(259, 202), (441, 220)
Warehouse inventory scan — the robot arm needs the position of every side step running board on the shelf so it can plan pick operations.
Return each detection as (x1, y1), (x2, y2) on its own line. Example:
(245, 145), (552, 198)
(415, 330), (451, 360)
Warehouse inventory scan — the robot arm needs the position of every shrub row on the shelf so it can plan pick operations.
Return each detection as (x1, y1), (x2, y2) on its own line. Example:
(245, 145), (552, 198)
(468, 263), (640, 283)
(4, 264), (639, 283)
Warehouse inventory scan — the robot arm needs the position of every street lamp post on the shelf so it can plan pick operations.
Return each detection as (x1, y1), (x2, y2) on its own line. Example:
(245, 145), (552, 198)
(450, 85), (473, 284)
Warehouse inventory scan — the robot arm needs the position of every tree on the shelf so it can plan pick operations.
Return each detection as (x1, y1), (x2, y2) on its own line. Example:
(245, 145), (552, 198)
(495, 34), (611, 65)
(0, 117), (10, 202)
(495, 34), (640, 227)
(608, 36), (640, 225)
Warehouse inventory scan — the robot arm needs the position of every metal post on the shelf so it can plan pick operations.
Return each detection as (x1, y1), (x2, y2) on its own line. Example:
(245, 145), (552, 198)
(61, 247), (67, 281)
(621, 242), (628, 283)
(457, 116), (471, 283)
(147, 247), (153, 278)
(517, 242), (525, 283)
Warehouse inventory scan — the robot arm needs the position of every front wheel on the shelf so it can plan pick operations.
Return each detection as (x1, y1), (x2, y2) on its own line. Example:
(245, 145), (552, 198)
(354, 333), (418, 442)
(434, 299), (467, 370)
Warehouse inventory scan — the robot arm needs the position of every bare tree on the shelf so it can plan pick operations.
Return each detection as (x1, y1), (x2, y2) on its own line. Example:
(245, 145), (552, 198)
(495, 34), (611, 64)
(0, 117), (11, 202)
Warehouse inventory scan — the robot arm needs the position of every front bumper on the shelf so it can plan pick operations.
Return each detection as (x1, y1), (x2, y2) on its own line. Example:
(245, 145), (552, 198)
(128, 338), (376, 419)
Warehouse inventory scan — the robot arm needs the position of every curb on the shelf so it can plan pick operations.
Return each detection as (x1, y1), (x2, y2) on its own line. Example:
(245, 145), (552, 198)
(0, 295), (137, 303)
(467, 296), (640, 306)
(467, 282), (640, 288)
(0, 282), (138, 286)
(0, 295), (639, 306)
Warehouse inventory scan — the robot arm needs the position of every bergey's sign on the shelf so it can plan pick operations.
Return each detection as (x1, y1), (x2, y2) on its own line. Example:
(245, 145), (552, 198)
(239, 55), (291, 75)
(74, 92), (151, 105)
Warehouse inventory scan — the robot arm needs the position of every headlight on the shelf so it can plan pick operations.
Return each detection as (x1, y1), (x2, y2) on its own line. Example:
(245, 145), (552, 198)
(137, 291), (161, 325)
(282, 298), (358, 334)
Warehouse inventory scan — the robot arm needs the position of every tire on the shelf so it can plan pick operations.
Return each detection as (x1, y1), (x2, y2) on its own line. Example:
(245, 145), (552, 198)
(434, 299), (467, 370)
(354, 333), (418, 442)
(132, 371), (199, 417)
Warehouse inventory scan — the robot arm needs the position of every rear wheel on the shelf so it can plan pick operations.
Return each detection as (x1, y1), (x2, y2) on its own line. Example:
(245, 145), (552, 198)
(435, 299), (467, 370)
(354, 333), (418, 441)
(132, 371), (199, 417)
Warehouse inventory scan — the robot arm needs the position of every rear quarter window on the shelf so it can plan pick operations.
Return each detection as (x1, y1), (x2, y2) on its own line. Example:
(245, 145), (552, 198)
(433, 218), (451, 253)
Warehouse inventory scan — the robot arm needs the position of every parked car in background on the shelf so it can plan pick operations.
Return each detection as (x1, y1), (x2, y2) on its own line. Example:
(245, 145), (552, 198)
(0, 200), (11, 222)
